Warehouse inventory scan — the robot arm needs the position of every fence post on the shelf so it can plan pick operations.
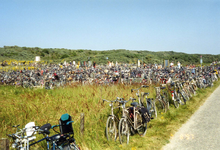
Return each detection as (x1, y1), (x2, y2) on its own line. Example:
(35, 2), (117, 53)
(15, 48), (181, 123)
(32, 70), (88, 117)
(80, 113), (84, 136)
(0, 138), (9, 150)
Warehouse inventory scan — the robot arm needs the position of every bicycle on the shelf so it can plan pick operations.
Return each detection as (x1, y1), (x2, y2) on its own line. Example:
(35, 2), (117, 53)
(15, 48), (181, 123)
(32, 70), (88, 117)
(6, 122), (46, 150)
(176, 82), (189, 103)
(49, 113), (80, 150)
(118, 97), (149, 144)
(170, 81), (185, 108)
(30, 117), (80, 150)
(7, 114), (80, 150)
(131, 85), (157, 119)
(154, 87), (167, 114)
(103, 98), (121, 141)
(160, 84), (170, 110)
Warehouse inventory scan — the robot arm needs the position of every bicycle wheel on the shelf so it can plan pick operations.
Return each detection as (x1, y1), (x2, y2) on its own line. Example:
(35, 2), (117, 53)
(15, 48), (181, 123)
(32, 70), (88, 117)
(149, 101), (157, 118)
(189, 85), (196, 96)
(173, 93), (180, 108)
(135, 111), (147, 136)
(161, 94), (168, 112)
(178, 93), (186, 105)
(70, 142), (80, 150)
(154, 99), (166, 114)
(106, 116), (117, 141)
(163, 92), (169, 110)
(182, 90), (190, 100)
(118, 118), (129, 144)
(186, 88), (192, 98)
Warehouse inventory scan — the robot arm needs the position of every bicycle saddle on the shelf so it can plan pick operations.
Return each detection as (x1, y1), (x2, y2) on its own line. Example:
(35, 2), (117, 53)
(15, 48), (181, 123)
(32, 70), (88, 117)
(143, 92), (149, 96)
(147, 98), (153, 102)
(131, 102), (139, 107)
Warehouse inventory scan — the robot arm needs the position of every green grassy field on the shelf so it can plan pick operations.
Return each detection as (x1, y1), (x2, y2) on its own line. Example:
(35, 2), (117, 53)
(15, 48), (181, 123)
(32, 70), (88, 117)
(1, 81), (220, 150)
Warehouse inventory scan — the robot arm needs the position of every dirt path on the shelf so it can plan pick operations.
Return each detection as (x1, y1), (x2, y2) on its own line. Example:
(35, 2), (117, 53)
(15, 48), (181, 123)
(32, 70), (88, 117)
(162, 85), (220, 150)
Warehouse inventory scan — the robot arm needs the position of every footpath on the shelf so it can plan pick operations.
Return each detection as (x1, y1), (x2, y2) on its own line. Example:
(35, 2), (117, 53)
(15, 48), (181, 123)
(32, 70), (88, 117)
(162, 85), (220, 150)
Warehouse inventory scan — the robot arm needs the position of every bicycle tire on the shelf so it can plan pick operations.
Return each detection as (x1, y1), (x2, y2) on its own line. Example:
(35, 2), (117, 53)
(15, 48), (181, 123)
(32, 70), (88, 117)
(178, 93), (186, 105)
(154, 99), (166, 114)
(135, 111), (147, 136)
(173, 92), (179, 108)
(118, 118), (129, 144)
(106, 116), (117, 141)
(189, 85), (196, 96)
(181, 90), (189, 101)
(163, 91), (169, 110)
(161, 93), (168, 112)
(70, 142), (81, 150)
(149, 100), (157, 118)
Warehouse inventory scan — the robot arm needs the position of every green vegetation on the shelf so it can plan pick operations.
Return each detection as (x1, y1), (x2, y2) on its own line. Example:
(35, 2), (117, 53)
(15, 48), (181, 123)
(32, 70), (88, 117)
(0, 46), (219, 65)
(1, 80), (220, 150)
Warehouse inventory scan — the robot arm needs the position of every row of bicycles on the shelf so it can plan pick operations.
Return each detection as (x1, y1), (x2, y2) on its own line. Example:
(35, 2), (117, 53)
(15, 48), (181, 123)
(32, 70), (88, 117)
(103, 67), (219, 144)
(1, 62), (220, 88)
(6, 113), (80, 150)
(103, 85), (154, 144)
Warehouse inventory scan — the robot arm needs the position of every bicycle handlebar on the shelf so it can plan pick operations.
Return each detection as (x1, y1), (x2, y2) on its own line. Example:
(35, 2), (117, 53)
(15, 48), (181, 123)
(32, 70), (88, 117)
(38, 128), (50, 135)
(12, 125), (20, 128)
(7, 126), (43, 140)
(51, 120), (74, 130)
(103, 99), (117, 103)
(103, 97), (124, 103)
(117, 97), (134, 104)
(131, 85), (149, 92)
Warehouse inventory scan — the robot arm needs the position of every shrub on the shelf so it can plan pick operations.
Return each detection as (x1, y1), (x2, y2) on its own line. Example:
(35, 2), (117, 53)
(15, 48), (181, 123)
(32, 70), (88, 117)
(60, 54), (69, 59)
(42, 49), (50, 54)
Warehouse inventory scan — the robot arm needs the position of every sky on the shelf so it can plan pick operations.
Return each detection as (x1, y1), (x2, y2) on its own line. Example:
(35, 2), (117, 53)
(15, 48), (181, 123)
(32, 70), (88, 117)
(0, 0), (219, 54)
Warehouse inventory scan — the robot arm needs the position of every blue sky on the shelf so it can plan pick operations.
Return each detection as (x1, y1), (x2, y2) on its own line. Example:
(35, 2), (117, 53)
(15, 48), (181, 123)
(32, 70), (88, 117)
(0, 0), (219, 54)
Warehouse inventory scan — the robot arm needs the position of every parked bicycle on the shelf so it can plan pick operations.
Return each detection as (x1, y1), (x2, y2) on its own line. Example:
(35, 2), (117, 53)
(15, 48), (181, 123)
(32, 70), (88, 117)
(117, 97), (149, 144)
(7, 114), (80, 150)
(103, 98), (121, 141)
(170, 81), (185, 108)
(131, 85), (157, 119)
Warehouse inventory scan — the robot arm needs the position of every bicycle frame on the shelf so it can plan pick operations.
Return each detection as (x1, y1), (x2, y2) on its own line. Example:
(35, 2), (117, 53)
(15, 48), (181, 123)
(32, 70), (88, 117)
(103, 98), (121, 122)
(131, 85), (148, 107)
(120, 100), (141, 130)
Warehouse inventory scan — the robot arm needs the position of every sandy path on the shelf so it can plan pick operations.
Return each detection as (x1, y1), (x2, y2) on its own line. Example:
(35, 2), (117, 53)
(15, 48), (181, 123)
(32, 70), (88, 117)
(162, 85), (220, 150)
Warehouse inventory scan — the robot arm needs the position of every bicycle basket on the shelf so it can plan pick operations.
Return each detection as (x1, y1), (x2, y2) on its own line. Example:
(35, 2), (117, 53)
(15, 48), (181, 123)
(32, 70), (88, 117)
(59, 113), (74, 134)
(25, 122), (36, 137)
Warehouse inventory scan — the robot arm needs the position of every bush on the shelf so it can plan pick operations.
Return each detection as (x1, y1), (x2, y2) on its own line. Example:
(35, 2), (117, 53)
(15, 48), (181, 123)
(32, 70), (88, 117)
(42, 49), (49, 54)
(60, 54), (69, 59)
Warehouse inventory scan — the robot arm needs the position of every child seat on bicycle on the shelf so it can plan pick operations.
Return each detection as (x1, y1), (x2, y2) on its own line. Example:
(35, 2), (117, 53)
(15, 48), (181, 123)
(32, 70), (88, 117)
(59, 113), (74, 135)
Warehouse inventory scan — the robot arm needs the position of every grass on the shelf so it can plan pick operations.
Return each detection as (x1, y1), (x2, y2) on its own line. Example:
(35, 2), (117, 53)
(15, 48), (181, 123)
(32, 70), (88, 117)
(0, 80), (220, 150)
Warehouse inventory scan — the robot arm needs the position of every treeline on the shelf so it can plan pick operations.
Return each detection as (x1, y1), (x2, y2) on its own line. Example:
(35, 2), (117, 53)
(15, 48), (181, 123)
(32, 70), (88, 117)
(0, 46), (219, 65)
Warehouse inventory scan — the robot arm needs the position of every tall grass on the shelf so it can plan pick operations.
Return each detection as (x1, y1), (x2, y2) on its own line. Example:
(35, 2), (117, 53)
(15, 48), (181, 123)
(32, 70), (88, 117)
(0, 81), (220, 150)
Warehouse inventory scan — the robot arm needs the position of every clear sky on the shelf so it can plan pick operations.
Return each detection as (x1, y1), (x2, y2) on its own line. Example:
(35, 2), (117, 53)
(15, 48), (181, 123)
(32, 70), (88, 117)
(0, 0), (219, 54)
